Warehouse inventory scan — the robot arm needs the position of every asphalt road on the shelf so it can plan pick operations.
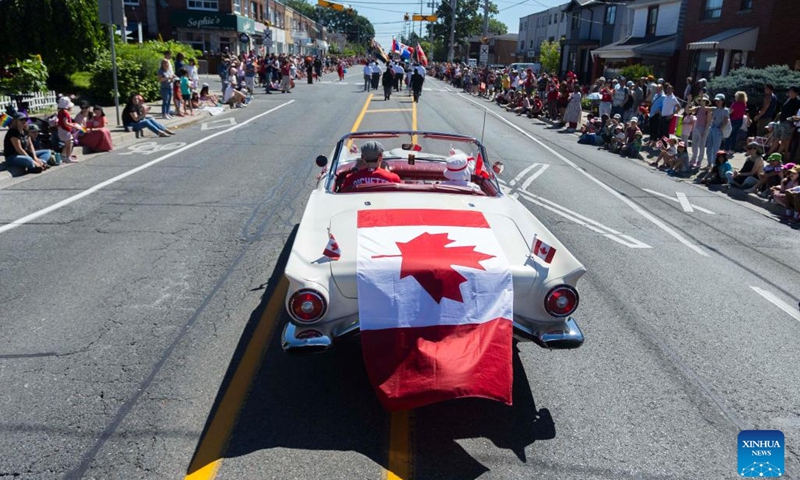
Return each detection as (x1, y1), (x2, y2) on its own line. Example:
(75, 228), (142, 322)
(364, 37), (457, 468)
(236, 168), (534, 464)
(1, 72), (798, 480)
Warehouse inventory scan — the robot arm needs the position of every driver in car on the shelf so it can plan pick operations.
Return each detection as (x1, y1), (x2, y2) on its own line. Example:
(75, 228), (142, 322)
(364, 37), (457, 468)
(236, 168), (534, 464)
(340, 141), (401, 191)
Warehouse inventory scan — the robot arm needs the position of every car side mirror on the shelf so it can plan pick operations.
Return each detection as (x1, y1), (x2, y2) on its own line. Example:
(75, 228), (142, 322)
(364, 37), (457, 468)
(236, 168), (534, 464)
(315, 155), (328, 167)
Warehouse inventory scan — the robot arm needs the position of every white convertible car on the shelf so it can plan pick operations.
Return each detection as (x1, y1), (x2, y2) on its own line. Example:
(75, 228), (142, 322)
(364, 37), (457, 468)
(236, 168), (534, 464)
(281, 131), (586, 354)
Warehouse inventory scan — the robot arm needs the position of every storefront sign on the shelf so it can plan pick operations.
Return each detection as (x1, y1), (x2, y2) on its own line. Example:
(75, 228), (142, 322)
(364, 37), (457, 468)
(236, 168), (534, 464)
(239, 32), (250, 43)
(171, 11), (256, 34)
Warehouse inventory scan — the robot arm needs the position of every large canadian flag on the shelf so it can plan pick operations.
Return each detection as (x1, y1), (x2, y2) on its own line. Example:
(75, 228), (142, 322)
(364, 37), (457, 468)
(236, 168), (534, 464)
(356, 209), (514, 411)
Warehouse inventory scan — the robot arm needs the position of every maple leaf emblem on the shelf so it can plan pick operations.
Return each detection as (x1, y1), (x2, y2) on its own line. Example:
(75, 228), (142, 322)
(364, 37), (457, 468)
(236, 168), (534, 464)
(374, 232), (495, 303)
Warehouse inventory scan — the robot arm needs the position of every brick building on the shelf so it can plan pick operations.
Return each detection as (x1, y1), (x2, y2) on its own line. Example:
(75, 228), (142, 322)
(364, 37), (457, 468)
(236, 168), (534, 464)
(122, 0), (326, 57)
(677, 0), (800, 81)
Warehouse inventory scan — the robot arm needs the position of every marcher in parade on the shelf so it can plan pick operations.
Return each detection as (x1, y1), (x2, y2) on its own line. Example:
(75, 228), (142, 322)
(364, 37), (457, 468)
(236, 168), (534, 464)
(411, 65), (424, 103)
(371, 62), (381, 91)
(382, 66), (395, 101)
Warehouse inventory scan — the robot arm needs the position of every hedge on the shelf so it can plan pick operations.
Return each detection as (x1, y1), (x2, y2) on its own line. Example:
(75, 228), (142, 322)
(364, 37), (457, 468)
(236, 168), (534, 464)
(707, 65), (800, 111)
(89, 40), (201, 104)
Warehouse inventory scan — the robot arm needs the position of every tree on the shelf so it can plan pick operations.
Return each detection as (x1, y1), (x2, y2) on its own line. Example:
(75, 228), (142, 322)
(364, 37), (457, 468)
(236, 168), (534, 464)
(540, 40), (561, 75)
(487, 19), (507, 35)
(285, 0), (375, 47)
(0, 0), (105, 75)
(431, 0), (499, 59)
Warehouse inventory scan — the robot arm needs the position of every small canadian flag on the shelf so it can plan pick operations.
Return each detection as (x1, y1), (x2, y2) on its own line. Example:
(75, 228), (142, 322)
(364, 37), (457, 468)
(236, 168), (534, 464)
(323, 232), (341, 260)
(531, 237), (556, 263)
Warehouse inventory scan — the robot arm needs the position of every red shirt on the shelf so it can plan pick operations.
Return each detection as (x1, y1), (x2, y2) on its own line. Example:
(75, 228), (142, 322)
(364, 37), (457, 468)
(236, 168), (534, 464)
(601, 88), (613, 103)
(57, 109), (72, 131)
(730, 100), (746, 121)
(341, 167), (401, 191)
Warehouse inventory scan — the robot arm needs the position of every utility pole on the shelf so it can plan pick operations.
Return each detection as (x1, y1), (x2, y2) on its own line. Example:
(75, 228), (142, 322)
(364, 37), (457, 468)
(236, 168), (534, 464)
(447, 0), (456, 62)
(481, 0), (489, 66)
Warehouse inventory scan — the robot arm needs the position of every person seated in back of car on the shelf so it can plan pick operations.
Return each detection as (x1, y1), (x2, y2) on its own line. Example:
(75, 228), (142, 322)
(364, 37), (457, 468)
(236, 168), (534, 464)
(440, 153), (481, 192)
(340, 141), (400, 191)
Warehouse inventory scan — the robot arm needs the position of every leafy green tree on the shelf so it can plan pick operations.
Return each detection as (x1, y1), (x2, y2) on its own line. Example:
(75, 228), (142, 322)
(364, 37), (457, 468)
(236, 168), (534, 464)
(539, 40), (561, 75)
(431, 0), (498, 58)
(0, 0), (105, 75)
(487, 19), (507, 35)
(284, 0), (374, 46)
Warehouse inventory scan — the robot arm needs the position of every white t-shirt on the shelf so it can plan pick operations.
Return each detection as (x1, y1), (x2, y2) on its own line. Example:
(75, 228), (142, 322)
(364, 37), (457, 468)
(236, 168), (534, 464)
(661, 94), (679, 117)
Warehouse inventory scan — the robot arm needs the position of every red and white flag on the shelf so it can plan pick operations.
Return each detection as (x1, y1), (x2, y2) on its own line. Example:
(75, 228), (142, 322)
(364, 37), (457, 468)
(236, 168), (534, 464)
(531, 237), (556, 263)
(416, 42), (428, 66)
(356, 209), (514, 411)
(469, 152), (490, 179)
(323, 232), (341, 260)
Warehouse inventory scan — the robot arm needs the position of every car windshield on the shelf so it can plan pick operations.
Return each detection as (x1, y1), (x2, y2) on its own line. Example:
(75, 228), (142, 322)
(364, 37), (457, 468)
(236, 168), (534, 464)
(326, 131), (501, 197)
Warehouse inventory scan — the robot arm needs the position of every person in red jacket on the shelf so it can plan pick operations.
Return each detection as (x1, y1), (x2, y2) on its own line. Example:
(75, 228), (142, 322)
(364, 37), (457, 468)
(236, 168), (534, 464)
(340, 141), (400, 191)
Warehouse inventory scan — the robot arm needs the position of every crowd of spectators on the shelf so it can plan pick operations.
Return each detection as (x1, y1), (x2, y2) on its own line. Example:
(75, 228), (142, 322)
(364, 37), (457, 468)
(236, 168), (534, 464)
(427, 62), (800, 224)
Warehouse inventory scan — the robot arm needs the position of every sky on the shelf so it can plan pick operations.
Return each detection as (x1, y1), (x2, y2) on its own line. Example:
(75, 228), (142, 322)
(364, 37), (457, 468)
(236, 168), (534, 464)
(345, 0), (568, 50)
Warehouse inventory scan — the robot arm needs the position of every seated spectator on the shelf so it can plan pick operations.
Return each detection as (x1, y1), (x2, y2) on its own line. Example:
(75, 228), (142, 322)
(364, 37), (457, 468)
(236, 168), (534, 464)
(81, 105), (113, 153)
(729, 143), (764, 188)
(27, 123), (47, 152)
(528, 94), (544, 118)
(73, 101), (91, 126)
(122, 94), (176, 137)
(600, 114), (616, 150)
(701, 151), (732, 185)
(514, 95), (531, 116)
(620, 131), (644, 159)
(580, 113), (599, 134)
(745, 151), (783, 195)
(198, 84), (220, 106)
(611, 125), (626, 153)
(650, 137), (678, 169)
(222, 81), (248, 108)
(3, 113), (50, 173)
(667, 141), (690, 175)
(772, 165), (800, 221)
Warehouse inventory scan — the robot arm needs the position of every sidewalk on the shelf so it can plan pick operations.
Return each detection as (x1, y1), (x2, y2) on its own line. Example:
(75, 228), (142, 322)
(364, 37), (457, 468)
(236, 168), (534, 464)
(0, 74), (227, 184)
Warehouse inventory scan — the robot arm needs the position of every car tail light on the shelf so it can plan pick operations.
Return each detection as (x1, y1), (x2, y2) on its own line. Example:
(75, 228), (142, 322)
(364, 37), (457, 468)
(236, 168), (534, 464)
(289, 289), (327, 323)
(544, 285), (579, 318)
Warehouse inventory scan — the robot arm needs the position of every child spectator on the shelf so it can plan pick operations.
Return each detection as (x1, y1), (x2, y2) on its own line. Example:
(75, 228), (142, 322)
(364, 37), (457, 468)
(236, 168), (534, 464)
(56, 96), (78, 163)
(680, 109), (695, 151)
(611, 125), (626, 153)
(81, 105), (113, 152)
(620, 131), (644, 159)
(650, 137), (678, 169)
(179, 69), (193, 116)
(528, 94), (544, 118)
(172, 78), (184, 117)
(515, 95), (531, 116)
(702, 151), (733, 185)
(746, 152), (785, 196)
(667, 141), (690, 175)
(772, 165), (800, 221)
(198, 84), (220, 106)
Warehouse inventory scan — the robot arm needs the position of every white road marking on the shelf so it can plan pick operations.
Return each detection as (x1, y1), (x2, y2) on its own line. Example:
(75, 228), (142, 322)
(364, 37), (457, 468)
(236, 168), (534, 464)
(0, 100), (295, 235)
(642, 188), (716, 215)
(676, 192), (694, 213)
(509, 163), (540, 186)
(521, 164), (549, 190)
(118, 141), (187, 156)
(501, 184), (652, 249)
(750, 287), (800, 322)
(459, 94), (709, 257)
(201, 118), (237, 130)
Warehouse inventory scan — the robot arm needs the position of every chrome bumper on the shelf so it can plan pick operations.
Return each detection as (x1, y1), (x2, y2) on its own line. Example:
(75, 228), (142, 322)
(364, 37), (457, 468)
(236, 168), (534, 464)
(281, 317), (584, 355)
(513, 317), (584, 349)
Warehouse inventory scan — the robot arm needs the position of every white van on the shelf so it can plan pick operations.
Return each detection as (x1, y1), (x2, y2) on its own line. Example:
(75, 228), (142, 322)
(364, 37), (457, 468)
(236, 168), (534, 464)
(508, 63), (541, 75)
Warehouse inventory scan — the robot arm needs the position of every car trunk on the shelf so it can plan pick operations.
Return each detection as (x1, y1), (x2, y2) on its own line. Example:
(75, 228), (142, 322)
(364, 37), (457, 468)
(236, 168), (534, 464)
(328, 205), (534, 299)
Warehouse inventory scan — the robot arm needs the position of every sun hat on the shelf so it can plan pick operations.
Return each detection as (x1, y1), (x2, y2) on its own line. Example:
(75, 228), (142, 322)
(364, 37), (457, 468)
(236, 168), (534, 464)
(767, 152), (783, 163)
(714, 93), (725, 101)
(782, 162), (796, 170)
(360, 141), (384, 162)
(443, 154), (471, 182)
(57, 97), (73, 109)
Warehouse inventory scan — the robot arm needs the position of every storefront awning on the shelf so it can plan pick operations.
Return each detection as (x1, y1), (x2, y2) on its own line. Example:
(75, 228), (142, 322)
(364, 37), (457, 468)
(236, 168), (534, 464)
(592, 35), (676, 59)
(687, 27), (758, 51)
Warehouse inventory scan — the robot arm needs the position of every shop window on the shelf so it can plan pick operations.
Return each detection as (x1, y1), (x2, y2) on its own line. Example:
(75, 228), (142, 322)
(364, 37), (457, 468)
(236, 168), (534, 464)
(220, 36), (232, 53)
(187, 0), (218, 11)
(233, 0), (241, 15)
(740, 0), (752, 10)
(703, 0), (723, 20)
(181, 31), (212, 52)
(695, 50), (718, 79)
(604, 5), (616, 25)
(646, 6), (658, 36)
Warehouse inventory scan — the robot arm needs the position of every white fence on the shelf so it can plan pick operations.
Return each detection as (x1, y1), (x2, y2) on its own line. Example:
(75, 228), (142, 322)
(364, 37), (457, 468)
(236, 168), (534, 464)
(0, 90), (58, 113)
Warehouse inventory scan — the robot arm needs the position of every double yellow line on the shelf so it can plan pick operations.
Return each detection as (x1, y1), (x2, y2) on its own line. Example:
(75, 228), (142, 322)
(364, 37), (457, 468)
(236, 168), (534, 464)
(184, 91), (415, 480)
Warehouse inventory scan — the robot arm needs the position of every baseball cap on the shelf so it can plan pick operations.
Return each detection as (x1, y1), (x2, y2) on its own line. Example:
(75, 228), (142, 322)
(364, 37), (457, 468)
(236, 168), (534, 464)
(613, 113), (621, 120)
(767, 152), (783, 162)
(361, 141), (384, 162)
(27, 123), (40, 131)
(12, 112), (27, 121)
(714, 93), (726, 101)
(746, 141), (763, 152)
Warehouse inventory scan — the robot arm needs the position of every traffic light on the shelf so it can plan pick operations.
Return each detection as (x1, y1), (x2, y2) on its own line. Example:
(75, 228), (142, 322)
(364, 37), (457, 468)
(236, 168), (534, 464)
(404, 13), (410, 21)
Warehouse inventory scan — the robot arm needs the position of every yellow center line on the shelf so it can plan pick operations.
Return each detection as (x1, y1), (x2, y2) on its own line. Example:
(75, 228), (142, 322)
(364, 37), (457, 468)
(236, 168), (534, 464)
(366, 108), (413, 113)
(183, 278), (289, 480)
(386, 410), (412, 480)
(347, 93), (374, 149)
(411, 100), (418, 145)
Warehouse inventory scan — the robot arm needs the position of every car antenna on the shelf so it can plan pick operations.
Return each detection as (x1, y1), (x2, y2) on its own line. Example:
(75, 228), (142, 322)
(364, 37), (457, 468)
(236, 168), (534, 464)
(480, 108), (488, 145)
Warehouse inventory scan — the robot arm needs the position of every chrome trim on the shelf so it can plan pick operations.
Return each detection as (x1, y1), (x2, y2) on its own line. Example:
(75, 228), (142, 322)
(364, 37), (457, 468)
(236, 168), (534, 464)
(513, 317), (584, 350)
(281, 323), (332, 355)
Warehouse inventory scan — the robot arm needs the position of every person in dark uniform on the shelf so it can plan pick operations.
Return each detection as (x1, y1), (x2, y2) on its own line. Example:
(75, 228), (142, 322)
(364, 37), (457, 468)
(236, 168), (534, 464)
(382, 67), (395, 101)
(305, 57), (314, 84)
(411, 66), (424, 103)
(370, 62), (381, 91)
(314, 56), (323, 80)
